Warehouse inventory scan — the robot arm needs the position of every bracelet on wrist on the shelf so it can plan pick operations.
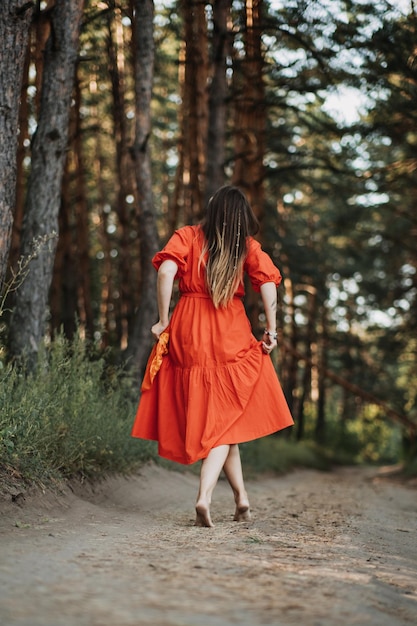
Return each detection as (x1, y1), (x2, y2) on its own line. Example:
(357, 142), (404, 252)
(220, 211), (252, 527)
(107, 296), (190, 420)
(264, 329), (278, 339)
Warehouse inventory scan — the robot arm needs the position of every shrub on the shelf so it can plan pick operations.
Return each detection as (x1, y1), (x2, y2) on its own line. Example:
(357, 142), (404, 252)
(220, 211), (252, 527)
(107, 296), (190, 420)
(0, 334), (157, 488)
(240, 434), (332, 475)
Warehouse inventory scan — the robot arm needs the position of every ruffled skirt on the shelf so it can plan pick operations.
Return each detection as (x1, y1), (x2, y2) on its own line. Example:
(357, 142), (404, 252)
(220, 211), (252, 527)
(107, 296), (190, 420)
(131, 293), (293, 464)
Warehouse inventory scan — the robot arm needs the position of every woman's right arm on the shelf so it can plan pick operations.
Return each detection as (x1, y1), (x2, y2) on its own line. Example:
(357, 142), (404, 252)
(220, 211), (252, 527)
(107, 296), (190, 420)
(151, 259), (178, 339)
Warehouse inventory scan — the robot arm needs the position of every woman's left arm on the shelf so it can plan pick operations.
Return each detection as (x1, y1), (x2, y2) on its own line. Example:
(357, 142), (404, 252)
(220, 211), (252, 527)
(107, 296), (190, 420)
(260, 281), (278, 353)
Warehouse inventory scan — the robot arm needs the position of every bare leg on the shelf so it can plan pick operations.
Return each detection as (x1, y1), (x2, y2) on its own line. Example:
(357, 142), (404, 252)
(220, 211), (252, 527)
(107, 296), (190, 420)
(195, 444), (230, 527)
(222, 444), (251, 522)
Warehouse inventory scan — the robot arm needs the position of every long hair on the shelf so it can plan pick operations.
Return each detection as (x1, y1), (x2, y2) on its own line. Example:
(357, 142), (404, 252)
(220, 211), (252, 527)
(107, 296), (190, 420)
(199, 186), (259, 308)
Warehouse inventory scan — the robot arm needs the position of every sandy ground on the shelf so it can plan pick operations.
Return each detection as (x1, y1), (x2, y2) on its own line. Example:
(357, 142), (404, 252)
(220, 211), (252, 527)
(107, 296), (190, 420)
(0, 464), (416, 626)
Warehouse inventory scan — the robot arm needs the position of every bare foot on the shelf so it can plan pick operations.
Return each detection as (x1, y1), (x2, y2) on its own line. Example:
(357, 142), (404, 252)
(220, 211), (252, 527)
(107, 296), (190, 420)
(234, 504), (251, 522)
(195, 502), (214, 528)
(233, 494), (251, 522)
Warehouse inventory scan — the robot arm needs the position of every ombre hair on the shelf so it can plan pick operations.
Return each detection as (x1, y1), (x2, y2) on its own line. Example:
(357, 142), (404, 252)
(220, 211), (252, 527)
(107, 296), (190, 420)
(199, 185), (259, 308)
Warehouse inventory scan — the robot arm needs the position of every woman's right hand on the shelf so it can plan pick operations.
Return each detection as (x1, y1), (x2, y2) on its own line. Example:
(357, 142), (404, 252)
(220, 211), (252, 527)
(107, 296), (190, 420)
(151, 320), (169, 340)
(261, 329), (277, 354)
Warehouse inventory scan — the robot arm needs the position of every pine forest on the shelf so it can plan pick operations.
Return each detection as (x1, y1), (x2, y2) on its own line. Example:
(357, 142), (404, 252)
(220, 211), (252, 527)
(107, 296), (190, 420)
(1, 0), (416, 481)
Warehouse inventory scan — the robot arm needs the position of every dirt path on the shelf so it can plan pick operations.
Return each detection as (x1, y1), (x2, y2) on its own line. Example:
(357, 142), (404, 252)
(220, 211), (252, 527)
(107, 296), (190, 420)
(0, 464), (416, 626)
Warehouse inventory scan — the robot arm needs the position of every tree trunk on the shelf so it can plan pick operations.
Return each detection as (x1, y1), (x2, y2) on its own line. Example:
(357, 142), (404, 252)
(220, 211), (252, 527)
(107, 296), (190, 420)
(281, 275), (298, 415)
(10, 3), (52, 279)
(8, 0), (84, 365)
(315, 305), (329, 444)
(73, 73), (94, 339)
(107, 5), (137, 349)
(175, 0), (209, 224)
(232, 0), (266, 334)
(296, 286), (317, 440)
(0, 0), (34, 293)
(50, 158), (78, 339)
(50, 70), (93, 340)
(204, 0), (232, 205)
(232, 0), (265, 217)
(9, 38), (30, 274)
(124, 0), (160, 379)
(94, 136), (115, 350)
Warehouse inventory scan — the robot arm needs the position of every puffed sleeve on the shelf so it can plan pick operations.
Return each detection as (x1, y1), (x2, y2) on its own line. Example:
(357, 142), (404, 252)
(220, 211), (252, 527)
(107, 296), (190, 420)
(152, 226), (194, 277)
(244, 237), (282, 292)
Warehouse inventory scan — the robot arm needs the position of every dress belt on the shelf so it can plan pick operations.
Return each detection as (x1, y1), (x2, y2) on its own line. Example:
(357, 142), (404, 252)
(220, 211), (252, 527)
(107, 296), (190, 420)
(181, 292), (242, 300)
(181, 292), (211, 299)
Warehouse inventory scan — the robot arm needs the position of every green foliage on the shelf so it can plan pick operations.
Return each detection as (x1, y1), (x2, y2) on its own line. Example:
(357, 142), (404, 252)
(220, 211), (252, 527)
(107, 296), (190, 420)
(0, 334), (157, 488)
(240, 435), (332, 475)
(298, 398), (403, 465)
(262, 0), (417, 450)
(324, 408), (402, 465)
(403, 456), (417, 478)
(239, 398), (404, 477)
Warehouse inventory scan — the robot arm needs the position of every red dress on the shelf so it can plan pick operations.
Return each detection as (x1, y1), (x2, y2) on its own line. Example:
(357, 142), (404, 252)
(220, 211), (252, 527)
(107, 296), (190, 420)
(131, 225), (294, 464)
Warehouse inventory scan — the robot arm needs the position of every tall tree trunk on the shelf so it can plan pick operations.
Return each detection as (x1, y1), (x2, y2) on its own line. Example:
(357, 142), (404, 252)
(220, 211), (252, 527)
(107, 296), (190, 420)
(9, 38), (30, 274)
(296, 286), (317, 440)
(0, 0), (34, 293)
(50, 158), (78, 339)
(9, 0), (84, 365)
(281, 274), (298, 415)
(124, 0), (159, 378)
(9, 3), (52, 278)
(175, 0), (209, 224)
(232, 0), (266, 334)
(315, 304), (328, 444)
(232, 0), (265, 216)
(107, 5), (137, 349)
(73, 73), (94, 338)
(169, 40), (186, 232)
(204, 0), (232, 205)
(275, 196), (295, 414)
(94, 136), (114, 349)
(51, 70), (93, 340)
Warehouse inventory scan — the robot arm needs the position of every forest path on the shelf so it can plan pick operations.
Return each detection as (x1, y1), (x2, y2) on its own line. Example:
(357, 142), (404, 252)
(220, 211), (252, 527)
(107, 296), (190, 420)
(0, 464), (416, 626)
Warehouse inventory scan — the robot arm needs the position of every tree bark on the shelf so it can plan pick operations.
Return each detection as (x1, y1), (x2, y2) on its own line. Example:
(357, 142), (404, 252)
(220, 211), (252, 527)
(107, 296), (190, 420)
(174, 0), (209, 224)
(8, 0), (84, 365)
(295, 287), (317, 440)
(50, 157), (78, 339)
(281, 274), (298, 415)
(232, 0), (265, 217)
(107, 5), (137, 349)
(9, 37), (30, 274)
(0, 0), (34, 293)
(73, 74), (94, 339)
(204, 0), (232, 205)
(232, 0), (266, 334)
(124, 0), (160, 378)
(50, 70), (93, 340)
(315, 304), (328, 444)
(94, 135), (115, 350)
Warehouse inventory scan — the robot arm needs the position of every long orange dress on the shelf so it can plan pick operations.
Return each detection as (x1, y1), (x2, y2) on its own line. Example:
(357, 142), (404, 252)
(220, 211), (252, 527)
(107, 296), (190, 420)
(131, 225), (294, 464)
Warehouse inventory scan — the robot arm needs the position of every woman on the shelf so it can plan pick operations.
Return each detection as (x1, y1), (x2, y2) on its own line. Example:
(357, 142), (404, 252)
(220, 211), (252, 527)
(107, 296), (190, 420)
(131, 185), (293, 527)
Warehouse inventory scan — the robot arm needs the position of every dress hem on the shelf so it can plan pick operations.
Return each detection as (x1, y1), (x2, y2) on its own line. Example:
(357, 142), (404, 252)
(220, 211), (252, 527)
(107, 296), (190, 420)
(131, 421), (294, 466)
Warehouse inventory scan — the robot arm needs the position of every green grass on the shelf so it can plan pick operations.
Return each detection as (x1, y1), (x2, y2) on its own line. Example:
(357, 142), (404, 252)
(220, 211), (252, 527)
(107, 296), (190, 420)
(0, 334), (157, 492)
